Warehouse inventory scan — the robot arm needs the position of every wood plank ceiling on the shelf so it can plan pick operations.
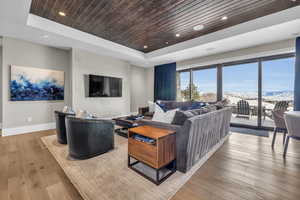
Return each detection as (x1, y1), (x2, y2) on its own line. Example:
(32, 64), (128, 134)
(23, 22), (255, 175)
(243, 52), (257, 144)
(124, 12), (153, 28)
(30, 0), (300, 53)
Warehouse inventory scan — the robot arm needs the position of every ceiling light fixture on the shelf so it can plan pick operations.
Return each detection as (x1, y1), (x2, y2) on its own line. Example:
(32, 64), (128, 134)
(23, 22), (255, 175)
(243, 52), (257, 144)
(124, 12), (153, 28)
(165, 42), (169, 44)
(221, 16), (228, 21)
(193, 24), (204, 31)
(144, 45), (148, 49)
(175, 33), (180, 37)
(58, 11), (66, 16)
(42, 35), (49, 38)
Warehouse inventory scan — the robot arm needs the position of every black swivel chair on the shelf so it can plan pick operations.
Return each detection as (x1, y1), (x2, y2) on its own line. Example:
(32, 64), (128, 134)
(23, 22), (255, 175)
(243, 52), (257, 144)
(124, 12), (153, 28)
(65, 116), (114, 159)
(54, 111), (75, 144)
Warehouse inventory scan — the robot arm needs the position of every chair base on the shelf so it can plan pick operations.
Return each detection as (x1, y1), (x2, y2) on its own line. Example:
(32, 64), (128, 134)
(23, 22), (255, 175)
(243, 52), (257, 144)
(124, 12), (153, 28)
(57, 138), (67, 145)
(69, 148), (114, 160)
(283, 136), (290, 158)
(271, 128), (287, 149)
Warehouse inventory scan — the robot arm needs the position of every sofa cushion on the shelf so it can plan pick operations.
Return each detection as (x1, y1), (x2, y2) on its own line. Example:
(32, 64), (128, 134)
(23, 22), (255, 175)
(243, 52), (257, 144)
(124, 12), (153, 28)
(188, 107), (208, 115)
(148, 101), (156, 113)
(205, 104), (217, 112)
(158, 100), (193, 110)
(152, 104), (178, 124)
(180, 101), (206, 111)
(172, 110), (195, 126)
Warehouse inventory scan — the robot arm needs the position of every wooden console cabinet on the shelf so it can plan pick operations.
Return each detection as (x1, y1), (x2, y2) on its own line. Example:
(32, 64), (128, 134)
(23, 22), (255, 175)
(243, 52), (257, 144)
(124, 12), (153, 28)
(128, 125), (176, 185)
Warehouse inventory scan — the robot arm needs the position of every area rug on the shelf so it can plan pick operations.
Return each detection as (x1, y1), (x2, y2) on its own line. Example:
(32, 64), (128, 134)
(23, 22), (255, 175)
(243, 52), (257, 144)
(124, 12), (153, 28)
(41, 134), (229, 200)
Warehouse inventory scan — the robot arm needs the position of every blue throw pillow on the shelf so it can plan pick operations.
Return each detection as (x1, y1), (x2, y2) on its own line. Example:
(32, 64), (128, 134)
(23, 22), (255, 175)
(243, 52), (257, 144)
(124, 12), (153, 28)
(190, 101), (206, 109)
(180, 101), (206, 111)
(156, 102), (168, 112)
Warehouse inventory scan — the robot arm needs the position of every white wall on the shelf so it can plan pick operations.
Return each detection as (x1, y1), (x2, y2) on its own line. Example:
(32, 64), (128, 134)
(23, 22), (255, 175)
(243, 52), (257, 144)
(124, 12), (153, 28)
(0, 47), (2, 126)
(71, 49), (132, 118)
(130, 65), (154, 113)
(177, 39), (295, 70)
(145, 67), (154, 102)
(2, 37), (72, 136)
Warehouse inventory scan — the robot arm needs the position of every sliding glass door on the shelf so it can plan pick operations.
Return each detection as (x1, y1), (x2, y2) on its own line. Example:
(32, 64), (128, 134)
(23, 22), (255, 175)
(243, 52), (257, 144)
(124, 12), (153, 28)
(262, 57), (295, 128)
(176, 53), (295, 130)
(223, 62), (259, 127)
(192, 68), (217, 102)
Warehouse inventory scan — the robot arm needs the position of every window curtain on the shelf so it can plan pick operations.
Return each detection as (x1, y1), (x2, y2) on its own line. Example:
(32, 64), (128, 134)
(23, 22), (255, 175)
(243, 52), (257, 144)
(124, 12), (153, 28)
(154, 62), (177, 101)
(295, 37), (300, 111)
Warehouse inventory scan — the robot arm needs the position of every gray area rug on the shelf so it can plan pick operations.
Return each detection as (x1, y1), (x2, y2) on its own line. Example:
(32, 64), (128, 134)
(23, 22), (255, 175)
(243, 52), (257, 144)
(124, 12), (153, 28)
(231, 127), (270, 137)
(41, 134), (228, 200)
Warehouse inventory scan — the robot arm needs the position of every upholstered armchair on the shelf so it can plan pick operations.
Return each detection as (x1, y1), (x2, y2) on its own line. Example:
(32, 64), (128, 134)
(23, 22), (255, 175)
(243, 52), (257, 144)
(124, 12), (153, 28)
(65, 116), (114, 159)
(54, 111), (75, 144)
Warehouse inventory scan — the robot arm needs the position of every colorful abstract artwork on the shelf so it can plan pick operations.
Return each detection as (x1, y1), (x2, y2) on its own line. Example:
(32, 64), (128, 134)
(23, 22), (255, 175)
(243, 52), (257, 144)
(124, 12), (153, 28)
(10, 65), (64, 101)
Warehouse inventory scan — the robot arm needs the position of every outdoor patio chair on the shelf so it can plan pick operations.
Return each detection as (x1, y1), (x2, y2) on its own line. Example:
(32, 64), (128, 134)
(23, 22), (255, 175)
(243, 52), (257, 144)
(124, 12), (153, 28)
(271, 110), (287, 149)
(264, 101), (289, 120)
(236, 100), (251, 119)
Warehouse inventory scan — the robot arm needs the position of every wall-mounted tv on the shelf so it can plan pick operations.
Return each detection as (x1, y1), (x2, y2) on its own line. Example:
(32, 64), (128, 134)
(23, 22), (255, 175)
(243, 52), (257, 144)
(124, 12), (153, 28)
(85, 74), (122, 97)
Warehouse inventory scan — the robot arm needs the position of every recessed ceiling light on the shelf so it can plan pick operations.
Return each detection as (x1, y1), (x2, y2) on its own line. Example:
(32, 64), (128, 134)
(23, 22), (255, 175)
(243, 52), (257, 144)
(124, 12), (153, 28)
(58, 11), (66, 16)
(291, 0), (296, 2)
(221, 16), (228, 21)
(42, 35), (49, 38)
(193, 24), (204, 31)
(175, 34), (180, 37)
(144, 45), (148, 49)
(165, 42), (169, 44)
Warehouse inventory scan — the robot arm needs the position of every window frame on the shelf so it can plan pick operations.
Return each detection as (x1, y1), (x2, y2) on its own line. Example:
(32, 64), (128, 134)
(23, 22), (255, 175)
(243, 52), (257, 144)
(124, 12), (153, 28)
(177, 52), (295, 130)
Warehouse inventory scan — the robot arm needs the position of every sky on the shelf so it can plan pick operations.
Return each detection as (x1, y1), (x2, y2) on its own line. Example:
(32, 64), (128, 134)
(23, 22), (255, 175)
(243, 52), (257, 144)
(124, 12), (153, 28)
(180, 57), (295, 94)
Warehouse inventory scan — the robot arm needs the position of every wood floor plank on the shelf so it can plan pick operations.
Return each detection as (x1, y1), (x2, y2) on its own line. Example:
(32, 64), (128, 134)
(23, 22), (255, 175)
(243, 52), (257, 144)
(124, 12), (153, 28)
(8, 175), (31, 200)
(47, 182), (72, 200)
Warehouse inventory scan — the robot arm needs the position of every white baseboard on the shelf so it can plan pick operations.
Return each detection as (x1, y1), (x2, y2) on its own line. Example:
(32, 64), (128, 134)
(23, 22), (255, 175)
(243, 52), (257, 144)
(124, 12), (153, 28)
(2, 122), (55, 137)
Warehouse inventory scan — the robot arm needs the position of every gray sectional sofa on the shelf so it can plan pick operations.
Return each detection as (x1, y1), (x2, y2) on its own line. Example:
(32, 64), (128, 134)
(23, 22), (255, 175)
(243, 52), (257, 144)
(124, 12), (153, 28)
(138, 101), (232, 173)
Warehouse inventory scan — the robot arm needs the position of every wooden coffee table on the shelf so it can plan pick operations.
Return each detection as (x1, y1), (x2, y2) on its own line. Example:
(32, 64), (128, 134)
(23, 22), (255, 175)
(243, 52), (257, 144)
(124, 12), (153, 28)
(128, 125), (176, 185)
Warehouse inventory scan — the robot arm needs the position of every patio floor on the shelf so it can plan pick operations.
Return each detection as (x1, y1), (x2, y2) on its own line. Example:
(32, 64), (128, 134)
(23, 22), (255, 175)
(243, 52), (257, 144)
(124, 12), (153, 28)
(231, 114), (275, 128)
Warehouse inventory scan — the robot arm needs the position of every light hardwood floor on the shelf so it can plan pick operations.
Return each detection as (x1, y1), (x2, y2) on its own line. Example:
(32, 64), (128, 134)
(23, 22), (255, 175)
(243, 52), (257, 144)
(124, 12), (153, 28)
(0, 130), (300, 200)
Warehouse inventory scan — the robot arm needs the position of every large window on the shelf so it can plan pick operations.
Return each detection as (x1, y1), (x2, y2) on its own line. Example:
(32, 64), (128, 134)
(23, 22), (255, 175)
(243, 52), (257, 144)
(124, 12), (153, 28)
(192, 68), (217, 102)
(177, 53), (295, 130)
(262, 57), (295, 127)
(223, 62), (259, 127)
(177, 71), (190, 101)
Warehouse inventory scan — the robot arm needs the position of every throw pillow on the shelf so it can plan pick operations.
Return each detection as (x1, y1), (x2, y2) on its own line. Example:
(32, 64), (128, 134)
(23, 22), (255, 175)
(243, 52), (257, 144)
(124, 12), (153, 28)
(190, 101), (206, 110)
(148, 101), (156, 113)
(172, 110), (195, 126)
(75, 110), (92, 119)
(62, 106), (75, 114)
(156, 102), (169, 112)
(152, 104), (178, 124)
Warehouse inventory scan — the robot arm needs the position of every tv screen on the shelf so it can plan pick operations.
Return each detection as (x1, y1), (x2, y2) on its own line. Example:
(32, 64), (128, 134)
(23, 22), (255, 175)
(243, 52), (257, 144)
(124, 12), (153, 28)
(85, 74), (122, 97)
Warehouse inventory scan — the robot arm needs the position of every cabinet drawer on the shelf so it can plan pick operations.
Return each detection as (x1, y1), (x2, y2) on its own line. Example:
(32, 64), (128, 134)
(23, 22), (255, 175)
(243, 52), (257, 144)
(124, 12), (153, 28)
(128, 138), (157, 168)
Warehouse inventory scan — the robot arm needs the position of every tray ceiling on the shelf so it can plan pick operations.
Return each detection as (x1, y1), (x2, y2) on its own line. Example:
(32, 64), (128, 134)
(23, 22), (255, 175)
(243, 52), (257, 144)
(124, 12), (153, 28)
(29, 0), (300, 53)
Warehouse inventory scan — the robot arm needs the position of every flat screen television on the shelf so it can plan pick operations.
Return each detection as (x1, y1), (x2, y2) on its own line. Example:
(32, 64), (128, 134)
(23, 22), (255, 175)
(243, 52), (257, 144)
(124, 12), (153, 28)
(85, 74), (122, 97)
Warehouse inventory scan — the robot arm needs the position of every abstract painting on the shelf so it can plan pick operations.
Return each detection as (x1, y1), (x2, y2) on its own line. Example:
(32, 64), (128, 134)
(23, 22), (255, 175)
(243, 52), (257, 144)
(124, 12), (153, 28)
(10, 65), (64, 101)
